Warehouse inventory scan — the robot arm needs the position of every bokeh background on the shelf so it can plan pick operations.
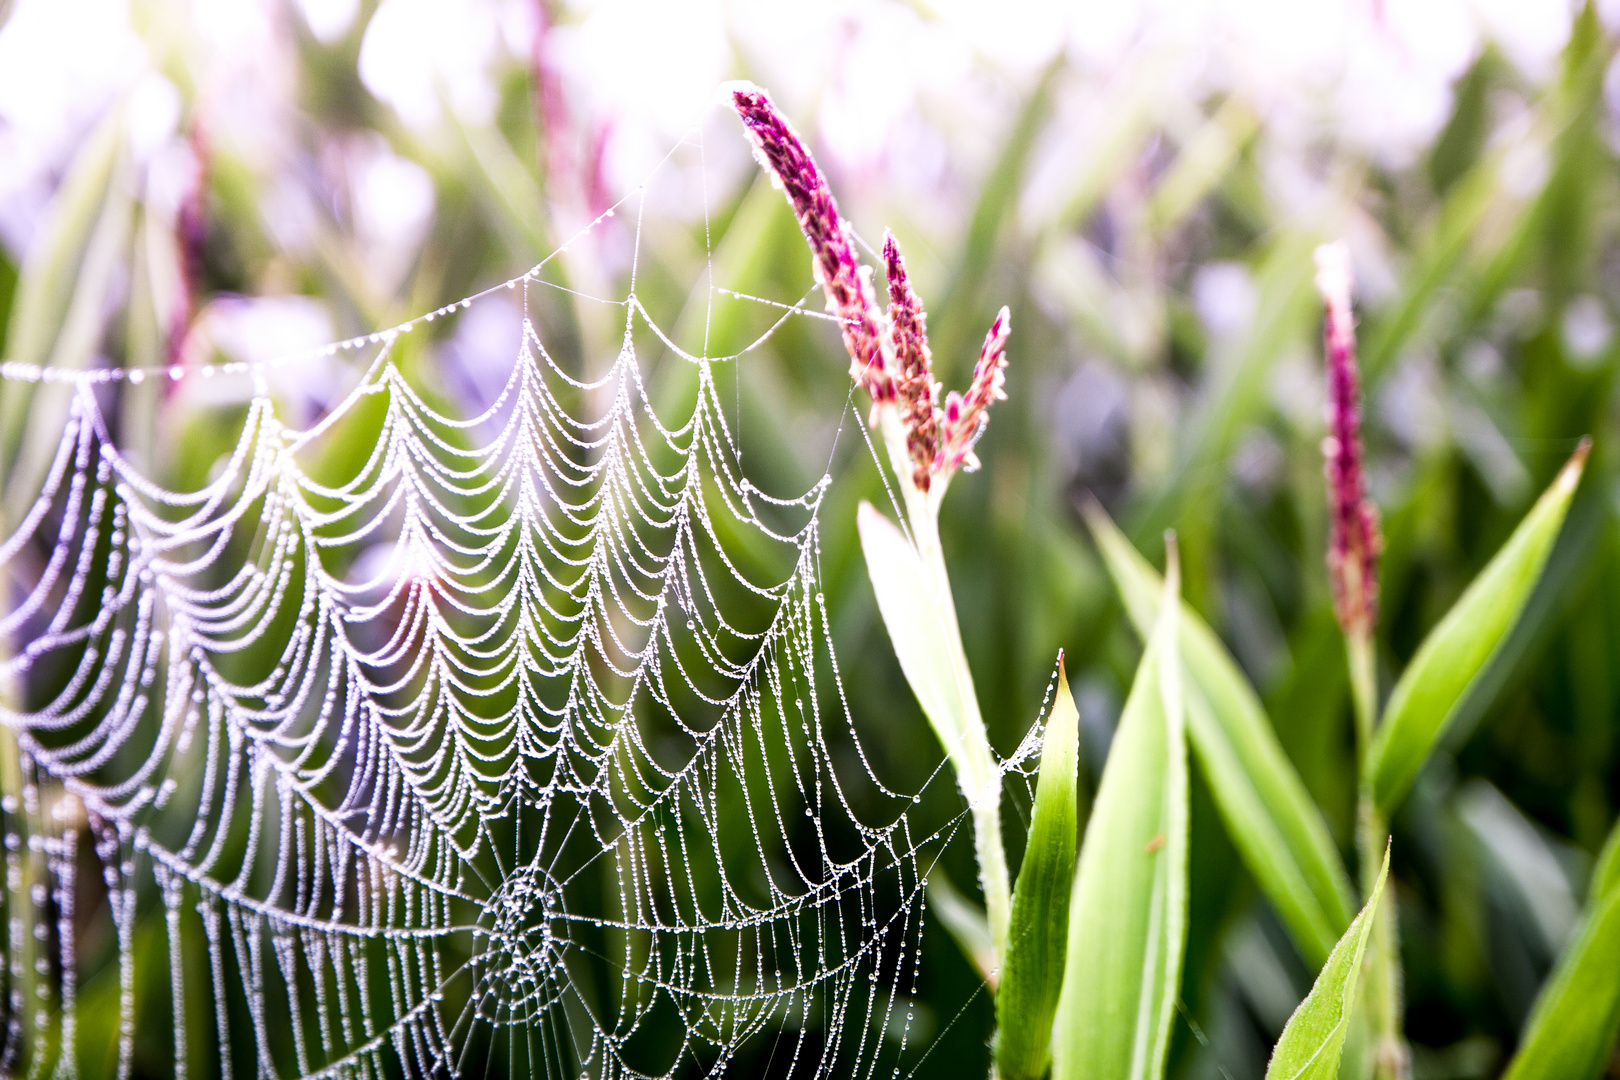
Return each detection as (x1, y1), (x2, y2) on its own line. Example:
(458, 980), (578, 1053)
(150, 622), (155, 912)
(3, 0), (1620, 1076)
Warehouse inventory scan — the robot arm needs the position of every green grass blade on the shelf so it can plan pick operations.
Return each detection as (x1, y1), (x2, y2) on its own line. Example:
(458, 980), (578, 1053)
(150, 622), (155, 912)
(926, 871), (996, 985)
(0, 98), (129, 512)
(1265, 846), (1391, 1080)
(1496, 819), (1620, 1080)
(1595, 820), (1620, 901)
(1357, 149), (1505, 384)
(1086, 503), (1355, 968)
(1052, 547), (1187, 1080)
(996, 657), (1081, 1080)
(444, 98), (552, 260)
(1368, 443), (1588, 814)
(1501, 821), (1620, 1080)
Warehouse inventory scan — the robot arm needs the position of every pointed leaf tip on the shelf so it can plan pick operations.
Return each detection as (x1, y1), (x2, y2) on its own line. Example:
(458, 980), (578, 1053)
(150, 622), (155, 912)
(1561, 436), (1592, 491)
(996, 654), (1081, 1080)
(1369, 444), (1586, 813)
(1265, 846), (1392, 1080)
(1084, 503), (1355, 967)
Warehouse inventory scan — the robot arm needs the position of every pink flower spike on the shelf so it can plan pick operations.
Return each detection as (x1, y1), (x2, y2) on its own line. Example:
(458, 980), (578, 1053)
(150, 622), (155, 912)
(938, 307), (1011, 474)
(882, 231), (941, 491)
(728, 84), (894, 409)
(1315, 241), (1381, 636)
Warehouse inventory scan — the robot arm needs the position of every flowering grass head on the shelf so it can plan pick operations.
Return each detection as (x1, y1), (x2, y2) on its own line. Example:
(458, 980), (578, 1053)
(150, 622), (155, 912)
(1315, 241), (1380, 637)
(729, 84), (894, 409)
(882, 231), (941, 490)
(729, 83), (1011, 496)
(939, 307), (1011, 475)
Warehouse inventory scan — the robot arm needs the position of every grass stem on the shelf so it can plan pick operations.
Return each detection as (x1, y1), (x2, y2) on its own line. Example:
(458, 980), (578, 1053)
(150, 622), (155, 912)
(1350, 627), (1409, 1080)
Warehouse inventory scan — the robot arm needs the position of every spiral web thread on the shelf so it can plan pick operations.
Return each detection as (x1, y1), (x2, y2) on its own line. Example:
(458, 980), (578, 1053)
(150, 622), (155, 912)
(0, 132), (952, 1079)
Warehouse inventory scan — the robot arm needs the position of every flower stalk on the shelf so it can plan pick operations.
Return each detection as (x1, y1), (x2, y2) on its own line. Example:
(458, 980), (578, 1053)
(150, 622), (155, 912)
(731, 82), (1016, 959)
(1317, 241), (1381, 748)
(1316, 241), (1408, 1080)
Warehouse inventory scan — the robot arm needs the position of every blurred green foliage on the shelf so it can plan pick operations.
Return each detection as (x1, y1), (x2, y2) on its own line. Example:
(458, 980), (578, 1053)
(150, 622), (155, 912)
(5, 1), (1620, 1077)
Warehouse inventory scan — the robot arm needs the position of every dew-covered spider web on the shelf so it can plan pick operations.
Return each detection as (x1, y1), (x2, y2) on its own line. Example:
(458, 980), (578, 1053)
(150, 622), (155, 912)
(0, 123), (970, 1080)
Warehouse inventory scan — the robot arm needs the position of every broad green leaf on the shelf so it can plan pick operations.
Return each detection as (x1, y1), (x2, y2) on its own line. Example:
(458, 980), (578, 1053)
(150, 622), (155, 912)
(1086, 504), (1355, 968)
(1052, 549), (1186, 1080)
(858, 501), (1009, 951)
(996, 658), (1080, 1080)
(1265, 847), (1391, 1080)
(1368, 443), (1587, 814)
(857, 501), (990, 799)
(1502, 821), (1620, 1080)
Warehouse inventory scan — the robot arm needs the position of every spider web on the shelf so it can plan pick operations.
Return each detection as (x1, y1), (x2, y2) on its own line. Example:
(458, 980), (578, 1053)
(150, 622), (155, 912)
(0, 127), (948, 1080)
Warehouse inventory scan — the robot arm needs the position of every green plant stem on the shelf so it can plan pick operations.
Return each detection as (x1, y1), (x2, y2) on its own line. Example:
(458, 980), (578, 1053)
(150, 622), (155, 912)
(1356, 799), (1405, 1080)
(1349, 626), (1408, 1080)
(0, 644), (41, 1076)
(1348, 629), (1377, 758)
(881, 411), (1012, 963)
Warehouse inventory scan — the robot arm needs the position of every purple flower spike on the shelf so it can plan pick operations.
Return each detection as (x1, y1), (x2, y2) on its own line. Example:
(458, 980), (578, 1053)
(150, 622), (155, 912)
(938, 308), (1011, 474)
(731, 84), (1014, 491)
(729, 84), (894, 408)
(1316, 241), (1381, 636)
(882, 231), (941, 491)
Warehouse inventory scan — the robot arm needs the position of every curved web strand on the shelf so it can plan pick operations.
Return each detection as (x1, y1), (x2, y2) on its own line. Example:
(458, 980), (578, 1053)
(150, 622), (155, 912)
(0, 265), (929, 1077)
